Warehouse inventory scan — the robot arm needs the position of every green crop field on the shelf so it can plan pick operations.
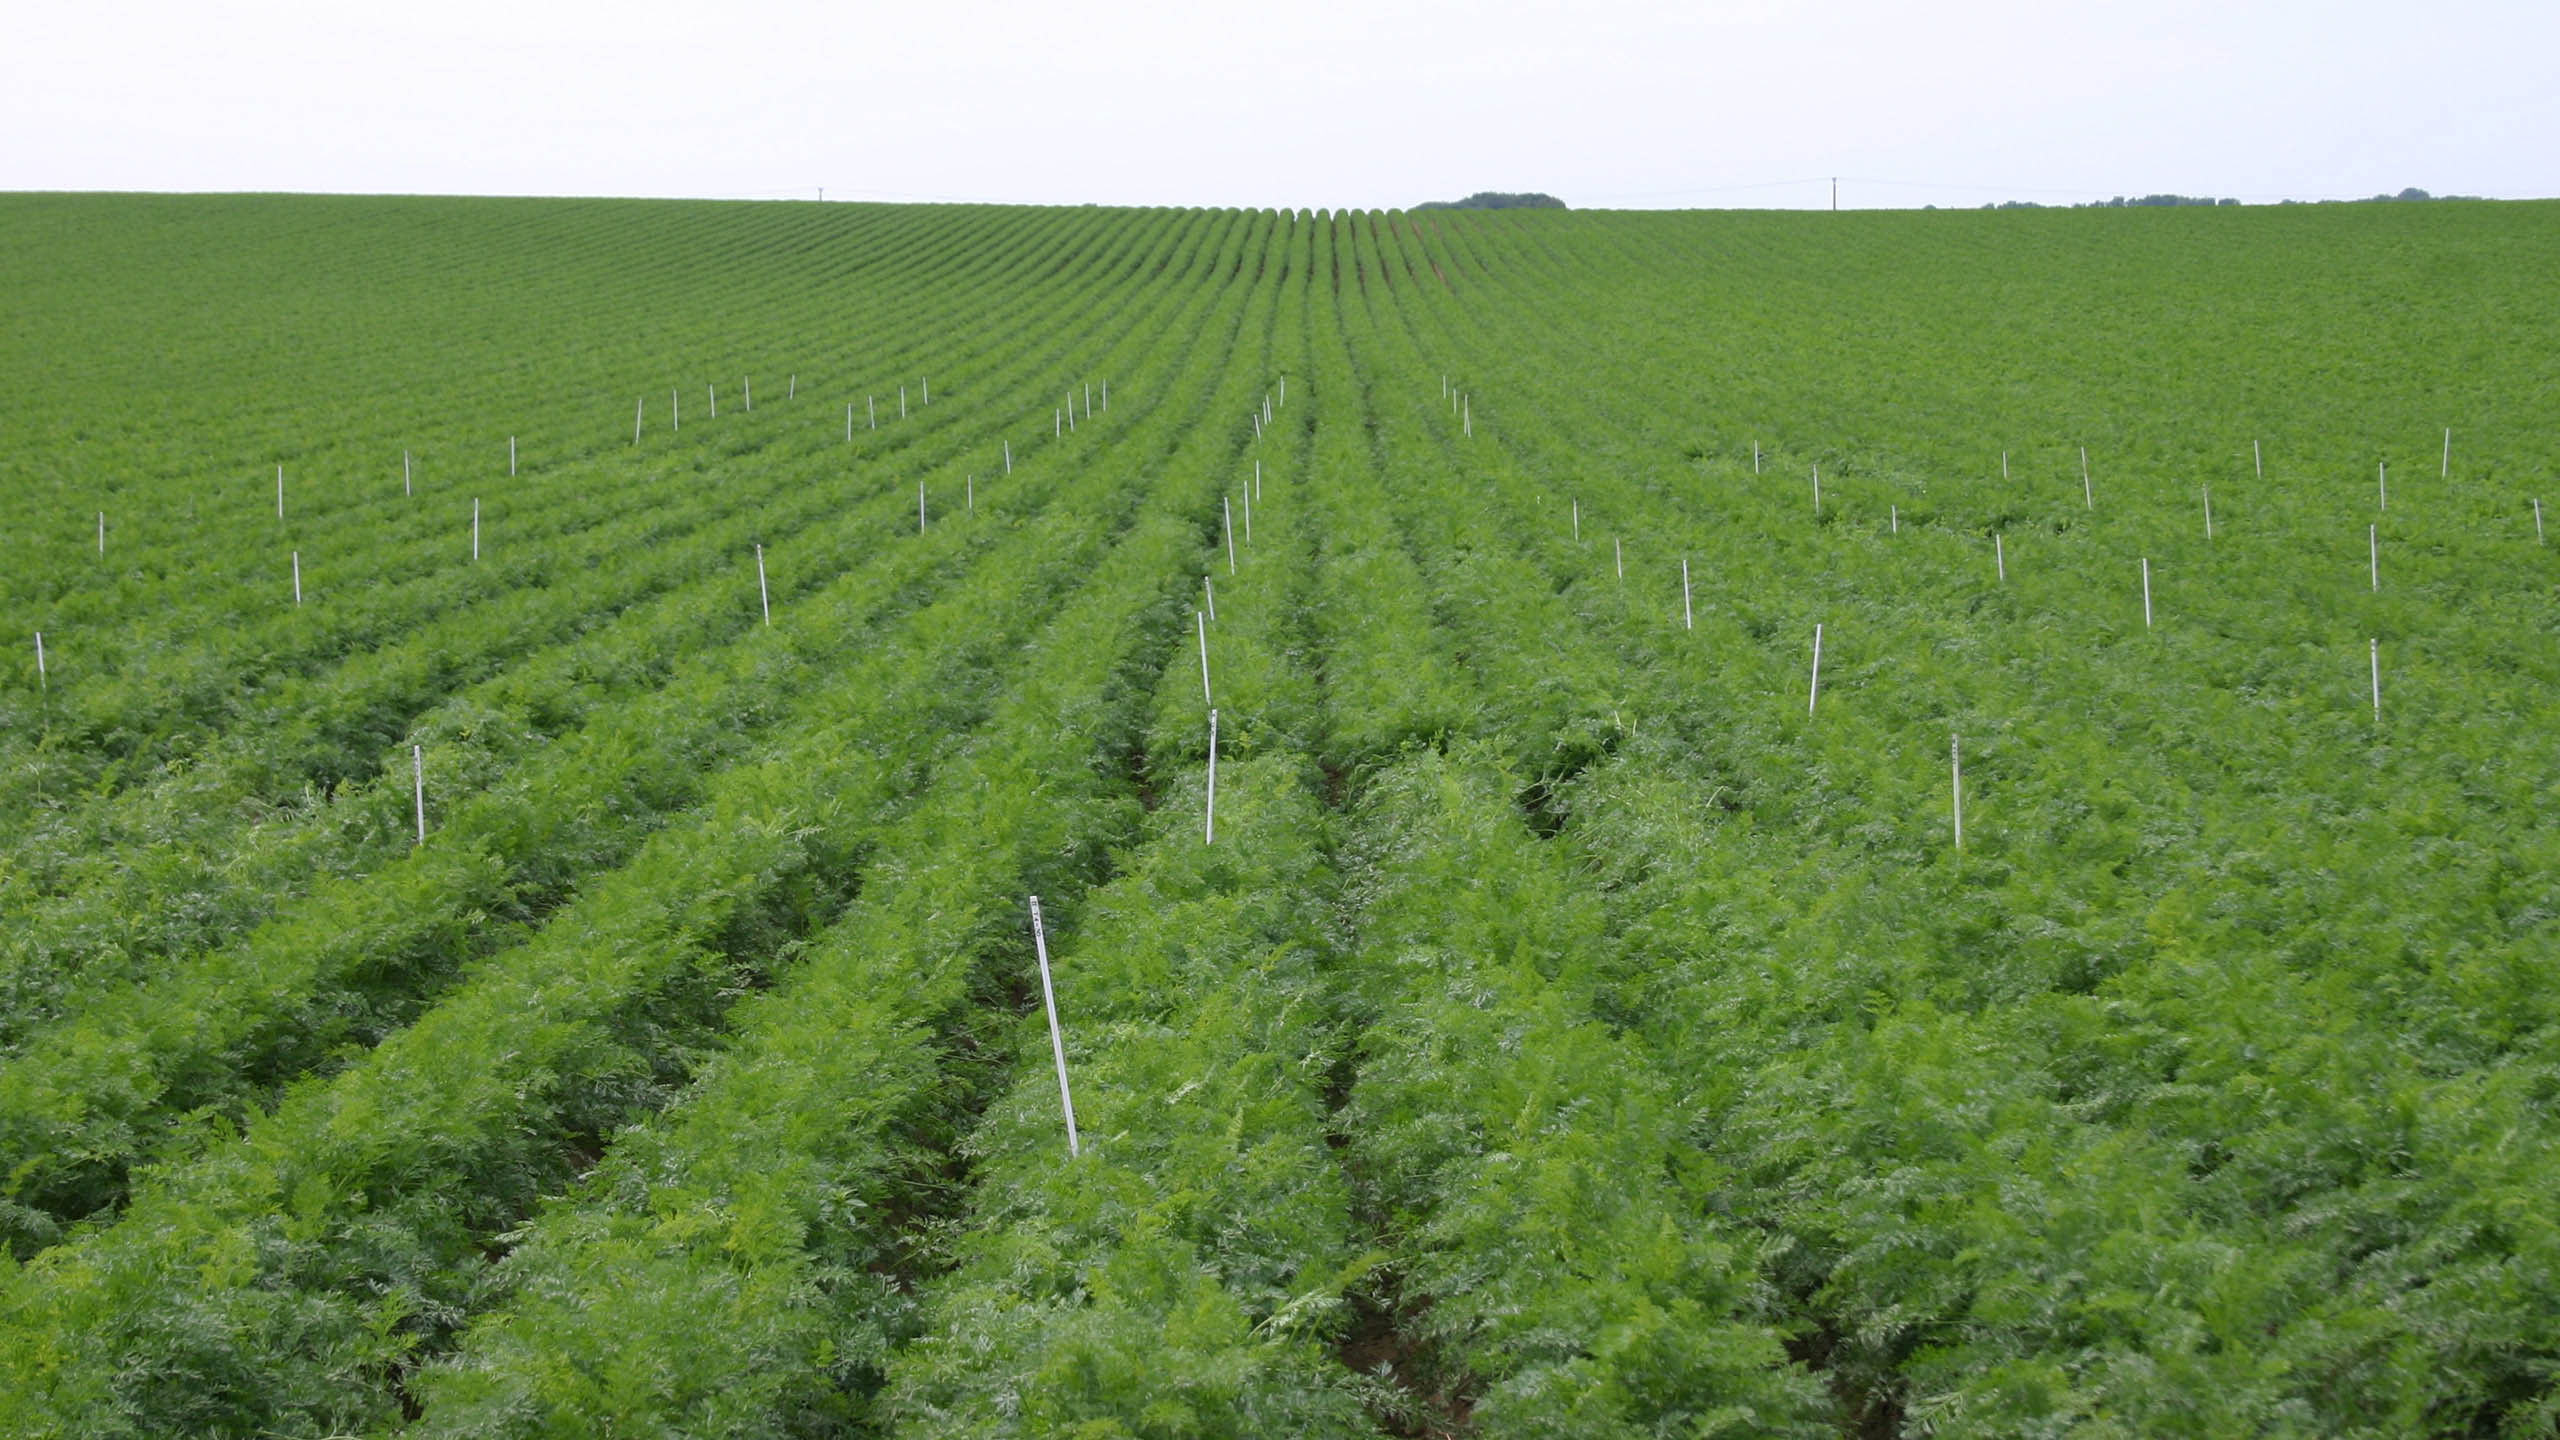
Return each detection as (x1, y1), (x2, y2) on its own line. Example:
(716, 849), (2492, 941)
(2, 192), (2557, 1437)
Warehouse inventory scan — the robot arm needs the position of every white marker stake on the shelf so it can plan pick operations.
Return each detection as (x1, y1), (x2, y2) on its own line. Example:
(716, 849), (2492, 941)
(1254, 459), (1262, 502)
(1812, 463), (1821, 516)
(710, 385), (717, 418)
(1204, 575), (1215, 622)
(1205, 709), (1219, 845)
(2379, 461), (2387, 511)
(847, 404), (854, 442)
(2535, 498), (2544, 542)
(1102, 380), (1108, 411)
(413, 745), (426, 846)
(900, 386), (907, 419)
(1222, 498), (1237, 574)
(2002, 450), (2009, 481)
(789, 374), (796, 399)
(2141, 557), (2153, 628)
(2370, 638), (2382, 723)
(1808, 623), (1823, 716)
(404, 450), (412, 496)
(1951, 733), (1963, 849)
(635, 398), (644, 445)
(756, 544), (771, 625)
(2203, 484), (2213, 539)
(672, 389), (680, 432)
(33, 631), (47, 691)
(967, 474), (975, 512)
(1681, 557), (1693, 631)
(1615, 536), (1623, 581)
(2081, 447), (2092, 509)
(1891, 504), (1898, 534)
(2443, 427), (2451, 479)
(473, 499), (481, 560)
(922, 377), (929, 404)
(1197, 610), (1212, 708)
(744, 376), (751, 412)
(870, 396), (877, 429)
(2370, 524), (2378, 591)
(1027, 895), (1079, 1158)
(1572, 500), (1579, 542)
(1462, 395), (1470, 437)
(278, 464), (286, 519)
(1004, 441), (1012, 474)
(1995, 533), (2006, 582)
(1055, 410), (1061, 439)
(510, 436), (517, 476)
(2253, 438), (2262, 480)
(97, 512), (105, 557)
(919, 481), (928, 534)
(1242, 484), (1251, 545)
(1753, 441), (1760, 474)
(292, 550), (301, 605)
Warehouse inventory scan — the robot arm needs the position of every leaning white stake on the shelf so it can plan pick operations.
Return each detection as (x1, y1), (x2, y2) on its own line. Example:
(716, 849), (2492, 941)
(789, 374), (796, 399)
(1027, 895), (1080, 1158)
(2442, 427), (2451, 479)
(1951, 733), (1963, 849)
(635, 398), (644, 444)
(1004, 440), (1012, 474)
(292, 550), (301, 605)
(1681, 557), (1693, 631)
(413, 745), (426, 846)
(2141, 556), (2153, 627)
(1995, 533), (2006, 581)
(2253, 438), (2261, 480)
(2081, 447), (2092, 509)
(1203, 575), (1215, 621)
(1813, 463), (1821, 515)
(1197, 610), (1212, 708)
(1808, 623), (1824, 715)
(2535, 498), (2544, 542)
(1614, 536), (1623, 581)
(34, 631), (46, 691)
(756, 544), (771, 625)
(1223, 497), (1237, 574)
(744, 376), (752, 412)
(1204, 709), (1219, 845)
(2203, 484), (2213, 539)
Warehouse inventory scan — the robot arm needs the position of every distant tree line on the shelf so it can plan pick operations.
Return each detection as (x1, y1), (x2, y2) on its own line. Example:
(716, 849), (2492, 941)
(1415, 192), (1567, 211)
(1955, 187), (2479, 211)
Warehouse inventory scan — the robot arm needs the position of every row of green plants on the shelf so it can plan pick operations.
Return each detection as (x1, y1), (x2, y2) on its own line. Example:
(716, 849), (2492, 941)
(0, 201), (1210, 1050)
(0, 204), (1282, 1438)
(1386, 206), (2560, 1430)
(0, 199), (1146, 829)
(0, 205), (1243, 1255)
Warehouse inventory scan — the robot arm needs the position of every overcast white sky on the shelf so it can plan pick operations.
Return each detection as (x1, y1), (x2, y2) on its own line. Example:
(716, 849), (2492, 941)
(4, 0), (2552, 210)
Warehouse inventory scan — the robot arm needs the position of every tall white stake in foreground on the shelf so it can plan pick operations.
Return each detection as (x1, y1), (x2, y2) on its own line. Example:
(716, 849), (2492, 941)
(1807, 623), (1824, 716)
(1204, 709), (1219, 845)
(756, 544), (771, 625)
(1197, 610), (1212, 708)
(2370, 638), (2382, 723)
(1951, 733), (1964, 849)
(413, 745), (426, 846)
(1027, 895), (1080, 1158)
